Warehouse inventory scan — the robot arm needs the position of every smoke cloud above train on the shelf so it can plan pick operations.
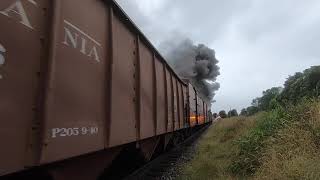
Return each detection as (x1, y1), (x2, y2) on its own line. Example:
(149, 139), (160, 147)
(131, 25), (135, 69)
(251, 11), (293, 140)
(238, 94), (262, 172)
(160, 38), (220, 106)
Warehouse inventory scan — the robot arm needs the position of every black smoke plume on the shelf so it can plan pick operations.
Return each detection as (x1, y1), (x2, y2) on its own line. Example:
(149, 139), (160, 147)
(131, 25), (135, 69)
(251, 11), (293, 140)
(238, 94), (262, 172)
(160, 38), (220, 106)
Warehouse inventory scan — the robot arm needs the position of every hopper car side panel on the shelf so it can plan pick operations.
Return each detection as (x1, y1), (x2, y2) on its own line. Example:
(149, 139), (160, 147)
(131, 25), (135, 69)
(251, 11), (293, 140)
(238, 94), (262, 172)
(178, 83), (184, 129)
(109, 9), (137, 147)
(198, 99), (201, 124)
(0, 0), (50, 174)
(139, 41), (155, 139)
(41, 0), (107, 163)
(202, 101), (204, 124)
(208, 105), (210, 122)
(201, 102), (206, 123)
(203, 103), (206, 123)
(197, 98), (200, 124)
(182, 85), (189, 128)
(172, 77), (179, 130)
(204, 104), (206, 123)
(197, 96), (201, 125)
(188, 84), (197, 127)
(200, 99), (205, 124)
(206, 104), (209, 123)
(165, 69), (173, 132)
(155, 57), (166, 135)
(207, 104), (209, 122)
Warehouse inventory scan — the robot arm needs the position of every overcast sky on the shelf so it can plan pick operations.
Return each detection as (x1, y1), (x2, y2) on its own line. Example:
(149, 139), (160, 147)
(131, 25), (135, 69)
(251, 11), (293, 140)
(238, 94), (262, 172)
(115, 0), (319, 112)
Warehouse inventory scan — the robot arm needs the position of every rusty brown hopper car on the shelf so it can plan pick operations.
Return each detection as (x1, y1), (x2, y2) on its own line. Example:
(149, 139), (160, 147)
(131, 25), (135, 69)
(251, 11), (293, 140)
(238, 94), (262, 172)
(0, 0), (212, 179)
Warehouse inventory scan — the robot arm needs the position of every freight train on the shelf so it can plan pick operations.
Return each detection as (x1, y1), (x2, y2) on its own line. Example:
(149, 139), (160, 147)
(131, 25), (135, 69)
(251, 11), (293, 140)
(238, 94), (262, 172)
(0, 0), (213, 179)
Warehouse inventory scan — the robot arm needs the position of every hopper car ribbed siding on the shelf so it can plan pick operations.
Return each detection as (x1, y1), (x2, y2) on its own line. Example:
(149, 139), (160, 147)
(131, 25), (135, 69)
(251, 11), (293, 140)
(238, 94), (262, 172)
(0, 0), (213, 179)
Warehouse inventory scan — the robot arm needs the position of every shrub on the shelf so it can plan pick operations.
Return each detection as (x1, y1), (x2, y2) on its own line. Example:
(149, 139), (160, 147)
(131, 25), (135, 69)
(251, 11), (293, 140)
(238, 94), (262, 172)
(230, 99), (318, 176)
(254, 100), (320, 179)
(230, 107), (288, 175)
(219, 110), (227, 118)
(228, 109), (238, 117)
(240, 108), (248, 116)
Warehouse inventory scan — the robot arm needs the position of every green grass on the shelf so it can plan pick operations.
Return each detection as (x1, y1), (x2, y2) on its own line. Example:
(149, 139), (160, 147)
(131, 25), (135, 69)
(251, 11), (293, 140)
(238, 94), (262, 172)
(253, 100), (320, 180)
(230, 107), (289, 176)
(178, 99), (320, 180)
(230, 99), (320, 177)
(177, 115), (260, 180)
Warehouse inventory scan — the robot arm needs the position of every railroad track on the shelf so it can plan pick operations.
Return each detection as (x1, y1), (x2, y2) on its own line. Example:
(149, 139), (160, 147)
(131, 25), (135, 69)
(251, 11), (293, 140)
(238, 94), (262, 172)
(124, 125), (210, 180)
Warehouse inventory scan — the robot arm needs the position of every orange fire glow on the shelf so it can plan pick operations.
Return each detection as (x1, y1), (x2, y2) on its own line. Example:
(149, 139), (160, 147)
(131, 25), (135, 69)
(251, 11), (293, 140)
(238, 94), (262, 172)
(189, 115), (197, 126)
(189, 115), (206, 125)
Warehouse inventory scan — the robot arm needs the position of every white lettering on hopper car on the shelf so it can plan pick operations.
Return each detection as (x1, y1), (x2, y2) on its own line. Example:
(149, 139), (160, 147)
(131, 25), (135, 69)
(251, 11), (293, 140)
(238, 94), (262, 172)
(0, 0), (37, 80)
(0, 1), (102, 80)
(0, 0), (38, 30)
(51, 127), (99, 138)
(63, 20), (101, 62)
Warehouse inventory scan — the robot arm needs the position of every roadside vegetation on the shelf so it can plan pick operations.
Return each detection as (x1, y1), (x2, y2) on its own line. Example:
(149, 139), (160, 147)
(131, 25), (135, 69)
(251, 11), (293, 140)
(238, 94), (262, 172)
(177, 114), (260, 179)
(178, 66), (320, 179)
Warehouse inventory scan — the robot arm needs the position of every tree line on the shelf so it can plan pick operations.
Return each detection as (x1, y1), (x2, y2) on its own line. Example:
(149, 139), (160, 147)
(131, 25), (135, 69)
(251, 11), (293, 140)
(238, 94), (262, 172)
(216, 66), (320, 118)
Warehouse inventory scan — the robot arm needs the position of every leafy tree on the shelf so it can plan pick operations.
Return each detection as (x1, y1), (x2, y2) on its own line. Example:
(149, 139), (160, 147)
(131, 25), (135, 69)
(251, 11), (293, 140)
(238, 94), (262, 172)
(269, 98), (280, 110)
(279, 66), (320, 104)
(251, 97), (260, 107)
(249, 87), (282, 112)
(258, 87), (282, 111)
(240, 108), (248, 116)
(246, 106), (259, 116)
(219, 110), (227, 118)
(239, 66), (320, 117)
(213, 113), (218, 118)
(228, 109), (238, 117)
(243, 87), (280, 116)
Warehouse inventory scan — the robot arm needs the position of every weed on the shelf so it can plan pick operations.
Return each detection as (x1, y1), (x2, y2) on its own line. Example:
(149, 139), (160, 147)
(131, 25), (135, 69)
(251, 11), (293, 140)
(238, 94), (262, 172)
(178, 99), (320, 179)
(230, 99), (320, 177)
(178, 116), (256, 180)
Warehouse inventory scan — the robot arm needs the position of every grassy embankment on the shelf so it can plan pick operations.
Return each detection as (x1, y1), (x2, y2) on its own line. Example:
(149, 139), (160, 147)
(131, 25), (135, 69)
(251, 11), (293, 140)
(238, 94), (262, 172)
(178, 100), (320, 180)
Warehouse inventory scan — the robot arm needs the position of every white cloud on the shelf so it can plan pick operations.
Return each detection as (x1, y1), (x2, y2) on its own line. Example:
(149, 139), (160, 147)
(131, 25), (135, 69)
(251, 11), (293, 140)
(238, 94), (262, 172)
(129, 0), (168, 15)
